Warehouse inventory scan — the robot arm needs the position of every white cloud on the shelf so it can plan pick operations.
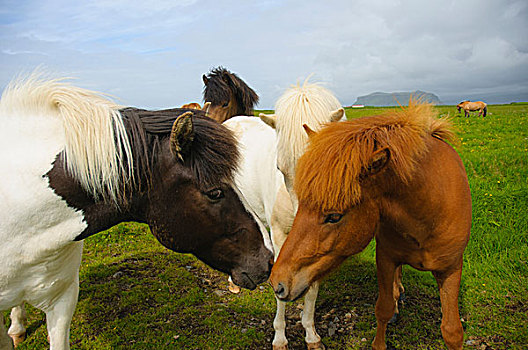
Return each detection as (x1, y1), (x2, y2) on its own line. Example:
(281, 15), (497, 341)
(2, 49), (49, 56)
(1, 0), (527, 108)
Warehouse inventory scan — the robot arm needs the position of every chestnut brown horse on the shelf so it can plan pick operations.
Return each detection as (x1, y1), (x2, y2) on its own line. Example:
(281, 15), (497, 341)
(202, 66), (259, 122)
(270, 101), (472, 350)
(180, 102), (202, 109)
(457, 100), (487, 117)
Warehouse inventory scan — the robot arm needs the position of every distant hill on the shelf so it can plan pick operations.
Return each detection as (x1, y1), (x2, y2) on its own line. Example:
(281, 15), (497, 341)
(353, 90), (441, 106)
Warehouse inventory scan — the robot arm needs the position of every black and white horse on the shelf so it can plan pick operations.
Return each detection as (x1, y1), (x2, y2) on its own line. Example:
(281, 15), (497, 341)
(0, 74), (273, 349)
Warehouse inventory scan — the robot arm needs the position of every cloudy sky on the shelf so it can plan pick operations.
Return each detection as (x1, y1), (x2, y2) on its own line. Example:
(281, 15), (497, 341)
(1, 0), (527, 108)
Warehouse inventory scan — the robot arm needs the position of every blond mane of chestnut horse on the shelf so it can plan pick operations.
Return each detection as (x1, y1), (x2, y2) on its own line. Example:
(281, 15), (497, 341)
(457, 100), (487, 117)
(270, 101), (472, 350)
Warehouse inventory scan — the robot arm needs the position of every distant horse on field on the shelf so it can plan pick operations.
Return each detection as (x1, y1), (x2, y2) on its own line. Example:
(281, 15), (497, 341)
(202, 66), (259, 122)
(0, 73), (273, 350)
(180, 102), (202, 109)
(270, 101), (472, 350)
(180, 102), (211, 115)
(457, 100), (487, 117)
(259, 80), (346, 350)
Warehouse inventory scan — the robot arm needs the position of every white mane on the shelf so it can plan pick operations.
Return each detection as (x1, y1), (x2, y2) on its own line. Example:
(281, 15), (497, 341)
(0, 72), (133, 203)
(274, 79), (343, 173)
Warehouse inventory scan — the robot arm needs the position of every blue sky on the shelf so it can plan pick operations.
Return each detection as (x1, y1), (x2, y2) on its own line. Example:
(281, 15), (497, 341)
(1, 0), (527, 108)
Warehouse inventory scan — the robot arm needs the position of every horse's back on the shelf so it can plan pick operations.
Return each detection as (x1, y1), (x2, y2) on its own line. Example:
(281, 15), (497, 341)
(181, 102), (201, 109)
(379, 136), (471, 270)
(466, 101), (486, 110)
(413, 136), (471, 233)
(424, 136), (472, 229)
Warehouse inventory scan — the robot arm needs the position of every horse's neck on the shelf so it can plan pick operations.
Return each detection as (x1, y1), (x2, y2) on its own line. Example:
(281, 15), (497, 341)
(225, 117), (283, 225)
(46, 154), (140, 241)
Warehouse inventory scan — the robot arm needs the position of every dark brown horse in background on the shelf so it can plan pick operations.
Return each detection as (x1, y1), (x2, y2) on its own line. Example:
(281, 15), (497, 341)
(270, 101), (472, 350)
(457, 100), (487, 117)
(202, 66), (259, 122)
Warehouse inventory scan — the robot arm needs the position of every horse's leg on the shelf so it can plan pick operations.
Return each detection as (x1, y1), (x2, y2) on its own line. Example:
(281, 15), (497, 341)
(271, 228), (289, 350)
(302, 281), (324, 349)
(432, 265), (464, 350)
(372, 247), (398, 350)
(272, 297), (288, 350)
(270, 186), (295, 349)
(389, 265), (404, 323)
(7, 304), (27, 347)
(395, 265), (404, 302)
(1, 312), (15, 350)
(44, 278), (79, 350)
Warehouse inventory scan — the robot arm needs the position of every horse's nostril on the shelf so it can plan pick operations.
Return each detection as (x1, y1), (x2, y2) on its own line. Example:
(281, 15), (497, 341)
(275, 282), (287, 298)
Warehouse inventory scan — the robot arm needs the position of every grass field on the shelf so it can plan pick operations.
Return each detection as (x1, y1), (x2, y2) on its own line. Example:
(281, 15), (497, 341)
(4, 104), (528, 349)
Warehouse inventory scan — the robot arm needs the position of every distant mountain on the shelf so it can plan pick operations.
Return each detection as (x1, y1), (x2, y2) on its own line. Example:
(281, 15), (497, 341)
(353, 90), (441, 106)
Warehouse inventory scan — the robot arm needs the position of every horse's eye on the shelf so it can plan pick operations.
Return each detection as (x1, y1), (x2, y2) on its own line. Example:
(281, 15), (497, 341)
(222, 101), (229, 108)
(206, 188), (225, 201)
(324, 213), (343, 224)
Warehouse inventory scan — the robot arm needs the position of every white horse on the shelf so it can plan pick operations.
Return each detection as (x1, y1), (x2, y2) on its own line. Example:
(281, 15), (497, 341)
(222, 116), (297, 349)
(259, 80), (346, 350)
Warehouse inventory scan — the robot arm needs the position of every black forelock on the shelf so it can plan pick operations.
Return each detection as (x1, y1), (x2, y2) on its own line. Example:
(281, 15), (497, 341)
(185, 114), (240, 189)
(120, 107), (239, 193)
(203, 66), (259, 115)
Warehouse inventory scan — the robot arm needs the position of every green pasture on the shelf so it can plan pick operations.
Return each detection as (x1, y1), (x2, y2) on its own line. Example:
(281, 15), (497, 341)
(5, 104), (527, 349)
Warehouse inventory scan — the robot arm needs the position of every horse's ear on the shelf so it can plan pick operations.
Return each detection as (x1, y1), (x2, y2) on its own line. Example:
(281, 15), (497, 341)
(202, 74), (209, 85)
(362, 148), (390, 178)
(329, 108), (345, 122)
(202, 101), (211, 114)
(302, 124), (317, 139)
(170, 112), (195, 161)
(259, 113), (277, 129)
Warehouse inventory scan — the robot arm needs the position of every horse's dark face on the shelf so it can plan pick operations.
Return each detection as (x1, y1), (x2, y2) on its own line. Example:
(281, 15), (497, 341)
(142, 115), (273, 290)
(202, 67), (259, 123)
(206, 93), (238, 123)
